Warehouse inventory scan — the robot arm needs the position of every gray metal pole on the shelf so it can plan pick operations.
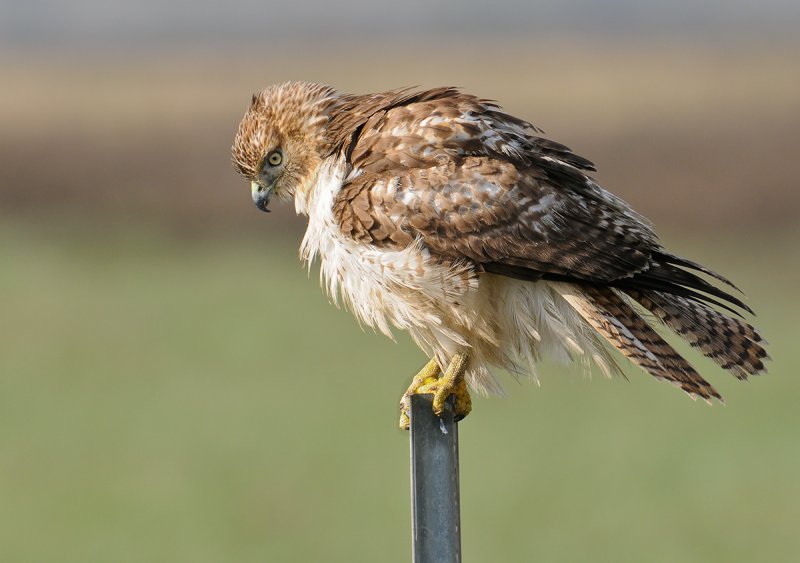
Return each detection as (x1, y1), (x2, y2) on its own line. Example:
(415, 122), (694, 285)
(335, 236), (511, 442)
(409, 394), (461, 563)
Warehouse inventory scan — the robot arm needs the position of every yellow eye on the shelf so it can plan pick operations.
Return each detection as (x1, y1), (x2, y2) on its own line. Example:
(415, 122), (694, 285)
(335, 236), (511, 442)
(267, 150), (282, 166)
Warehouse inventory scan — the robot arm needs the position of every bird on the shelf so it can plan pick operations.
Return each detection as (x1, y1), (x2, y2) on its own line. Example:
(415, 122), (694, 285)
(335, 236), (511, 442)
(231, 81), (769, 428)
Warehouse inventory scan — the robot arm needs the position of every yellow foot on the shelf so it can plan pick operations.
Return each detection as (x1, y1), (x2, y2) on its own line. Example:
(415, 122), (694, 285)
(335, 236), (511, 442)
(398, 352), (472, 430)
(399, 358), (440, 430)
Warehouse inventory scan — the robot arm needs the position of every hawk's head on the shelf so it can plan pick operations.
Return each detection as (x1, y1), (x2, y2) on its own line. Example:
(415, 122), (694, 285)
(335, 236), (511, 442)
(232, 81), (339, 212)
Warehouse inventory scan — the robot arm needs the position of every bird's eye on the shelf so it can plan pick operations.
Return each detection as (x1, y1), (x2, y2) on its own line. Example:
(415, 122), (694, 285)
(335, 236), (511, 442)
(266, 150), (282, 167)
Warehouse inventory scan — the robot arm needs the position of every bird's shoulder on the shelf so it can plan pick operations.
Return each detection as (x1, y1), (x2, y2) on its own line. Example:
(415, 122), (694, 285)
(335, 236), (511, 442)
(326, 86), (595, 174)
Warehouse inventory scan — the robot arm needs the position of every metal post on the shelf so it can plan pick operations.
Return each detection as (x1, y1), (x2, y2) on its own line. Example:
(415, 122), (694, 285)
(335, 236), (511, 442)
(409, 394), (461, 563)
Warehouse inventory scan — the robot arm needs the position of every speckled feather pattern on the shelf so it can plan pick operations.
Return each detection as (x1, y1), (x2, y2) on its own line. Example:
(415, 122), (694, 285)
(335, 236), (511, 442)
(231, 81), (768, 400)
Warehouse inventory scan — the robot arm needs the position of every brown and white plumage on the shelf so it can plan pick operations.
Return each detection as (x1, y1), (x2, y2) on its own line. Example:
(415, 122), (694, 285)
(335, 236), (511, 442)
(232, 81), (768, 405)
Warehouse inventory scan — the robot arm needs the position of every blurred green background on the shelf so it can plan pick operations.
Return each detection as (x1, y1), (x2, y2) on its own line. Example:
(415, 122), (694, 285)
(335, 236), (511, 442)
(2, 1), (799, 561)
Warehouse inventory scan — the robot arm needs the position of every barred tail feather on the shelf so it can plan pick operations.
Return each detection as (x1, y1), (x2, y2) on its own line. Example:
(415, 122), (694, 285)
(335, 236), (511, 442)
(625, 289), (769, 380)
(551, 282), (722, 402)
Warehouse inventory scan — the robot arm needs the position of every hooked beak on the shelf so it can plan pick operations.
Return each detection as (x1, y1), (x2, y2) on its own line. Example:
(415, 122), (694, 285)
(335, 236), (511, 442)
(251, 181), (274, 213)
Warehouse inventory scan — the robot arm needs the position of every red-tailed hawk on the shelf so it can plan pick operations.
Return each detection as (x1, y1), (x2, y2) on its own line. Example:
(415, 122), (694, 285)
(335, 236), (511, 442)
(232, 82), (768, 428)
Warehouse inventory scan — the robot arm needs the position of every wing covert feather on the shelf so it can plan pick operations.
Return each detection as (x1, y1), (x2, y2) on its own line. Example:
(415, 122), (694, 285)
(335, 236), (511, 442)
(335, 156), (658, 283)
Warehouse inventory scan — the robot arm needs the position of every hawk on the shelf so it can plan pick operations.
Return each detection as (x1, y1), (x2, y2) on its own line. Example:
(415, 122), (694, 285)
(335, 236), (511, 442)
(232, 82), (768, 428)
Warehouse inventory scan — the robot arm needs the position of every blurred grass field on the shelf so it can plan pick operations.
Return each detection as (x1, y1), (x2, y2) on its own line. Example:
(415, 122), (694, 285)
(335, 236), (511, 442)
(1, 218), (798, 562)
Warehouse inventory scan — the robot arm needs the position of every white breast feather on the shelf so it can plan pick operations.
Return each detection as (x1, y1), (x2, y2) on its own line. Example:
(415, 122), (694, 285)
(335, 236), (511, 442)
(299, 159), (477, 339)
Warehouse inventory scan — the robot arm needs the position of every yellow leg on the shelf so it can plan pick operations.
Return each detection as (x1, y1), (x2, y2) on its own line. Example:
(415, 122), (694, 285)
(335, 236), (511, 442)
(398, 352), (472, 430)
(421, 352), (472, 420)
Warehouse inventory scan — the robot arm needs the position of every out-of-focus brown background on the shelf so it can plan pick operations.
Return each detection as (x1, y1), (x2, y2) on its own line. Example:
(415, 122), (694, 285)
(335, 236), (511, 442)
(4, 42), (799, 234)
(2, 2), (799, 561)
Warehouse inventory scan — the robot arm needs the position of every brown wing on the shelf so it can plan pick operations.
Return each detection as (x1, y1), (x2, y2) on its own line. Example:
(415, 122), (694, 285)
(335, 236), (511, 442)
(329, 86), (655, 282)
(331, 88), (752, 314)
(335, 155), (658, 283)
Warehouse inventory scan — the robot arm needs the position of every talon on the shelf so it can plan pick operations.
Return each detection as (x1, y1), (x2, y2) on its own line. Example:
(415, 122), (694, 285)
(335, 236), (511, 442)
(398, 409), (411, 430)
(398, 352), (472, 429)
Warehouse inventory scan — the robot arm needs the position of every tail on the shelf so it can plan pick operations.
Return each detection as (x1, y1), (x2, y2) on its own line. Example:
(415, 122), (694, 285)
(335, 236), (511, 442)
(552, 282), (728, 402)
(624, 289), (769, 380)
